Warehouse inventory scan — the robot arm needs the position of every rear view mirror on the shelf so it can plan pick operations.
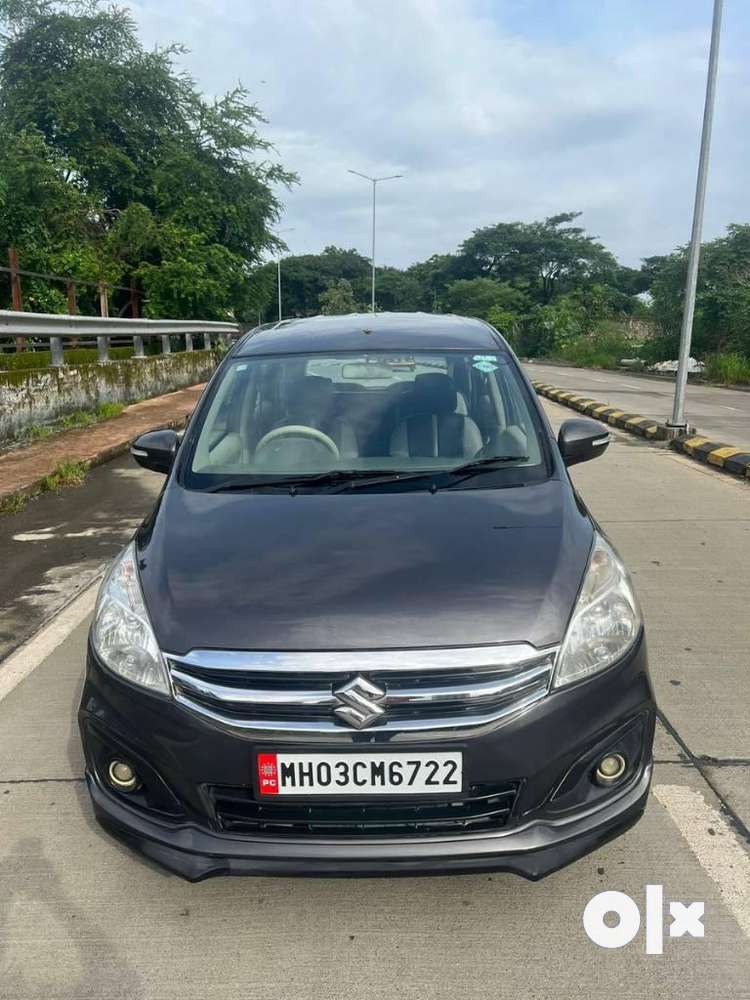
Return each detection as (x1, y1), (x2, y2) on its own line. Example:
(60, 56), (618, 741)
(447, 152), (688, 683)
(130, 429), (179, 475)
(558, 419), (610, 467)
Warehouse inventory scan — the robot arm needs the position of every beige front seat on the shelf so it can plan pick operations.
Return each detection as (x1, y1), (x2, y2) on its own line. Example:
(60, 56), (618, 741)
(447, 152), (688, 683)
(390, 374), (483, 459)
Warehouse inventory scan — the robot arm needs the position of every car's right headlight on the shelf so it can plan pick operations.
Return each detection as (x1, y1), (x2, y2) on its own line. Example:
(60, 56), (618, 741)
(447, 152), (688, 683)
(553, 533), (642, 688)
(91, 542), (170, 694)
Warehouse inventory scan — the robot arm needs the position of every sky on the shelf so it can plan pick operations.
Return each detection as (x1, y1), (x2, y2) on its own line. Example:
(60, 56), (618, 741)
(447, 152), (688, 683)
(130, 0), (749, 270)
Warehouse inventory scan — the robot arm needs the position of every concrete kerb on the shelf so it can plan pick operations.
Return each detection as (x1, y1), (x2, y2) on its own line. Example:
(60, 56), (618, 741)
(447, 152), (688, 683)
(531, 381), (750, 482)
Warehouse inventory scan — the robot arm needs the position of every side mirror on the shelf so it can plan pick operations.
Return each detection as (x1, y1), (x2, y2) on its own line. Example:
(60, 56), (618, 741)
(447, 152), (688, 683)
(558, 419), (610, 467)
(130, 429), (179, 475)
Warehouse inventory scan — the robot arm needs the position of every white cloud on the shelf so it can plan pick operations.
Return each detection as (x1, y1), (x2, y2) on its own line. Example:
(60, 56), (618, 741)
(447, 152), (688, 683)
(130, 0), (749, 267)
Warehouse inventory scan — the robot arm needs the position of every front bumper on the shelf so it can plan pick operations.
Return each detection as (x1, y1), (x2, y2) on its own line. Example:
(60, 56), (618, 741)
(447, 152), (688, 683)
(86, 761), (651, 881)
(79, 634), (655, 881)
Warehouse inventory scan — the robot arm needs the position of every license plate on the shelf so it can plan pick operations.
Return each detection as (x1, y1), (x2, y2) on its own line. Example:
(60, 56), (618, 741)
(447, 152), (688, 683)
(256, 752), (463, 796)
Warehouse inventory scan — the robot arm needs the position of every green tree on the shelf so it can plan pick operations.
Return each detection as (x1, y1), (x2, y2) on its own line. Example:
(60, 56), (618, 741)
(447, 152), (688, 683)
(319, 278), (362, 315)
(644, 224), (750, 361)
(0, 0), (295, 316)
(457, 212), (616, 304)
(259, 247), (371, 319)
(374, 267), (424, 312)
(442, 277), (529, 319)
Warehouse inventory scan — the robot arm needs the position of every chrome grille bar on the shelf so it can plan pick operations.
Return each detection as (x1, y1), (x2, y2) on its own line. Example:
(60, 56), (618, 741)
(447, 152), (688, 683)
(167, 644), (551, 675)
(165, 644), (556, 742)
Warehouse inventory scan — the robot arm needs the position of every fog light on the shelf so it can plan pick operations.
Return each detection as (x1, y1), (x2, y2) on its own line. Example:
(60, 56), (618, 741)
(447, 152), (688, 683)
(595, 753), (626, 786)
(107, 759), (138, 792)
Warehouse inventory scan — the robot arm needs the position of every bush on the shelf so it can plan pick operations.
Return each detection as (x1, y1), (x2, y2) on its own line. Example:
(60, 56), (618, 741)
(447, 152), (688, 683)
(703, 352), (750, 385)
(556, 328), (631, 369)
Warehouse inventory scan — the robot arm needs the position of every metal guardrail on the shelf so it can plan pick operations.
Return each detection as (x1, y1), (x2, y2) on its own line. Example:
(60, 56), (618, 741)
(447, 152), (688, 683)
(0, 310), (240, 367)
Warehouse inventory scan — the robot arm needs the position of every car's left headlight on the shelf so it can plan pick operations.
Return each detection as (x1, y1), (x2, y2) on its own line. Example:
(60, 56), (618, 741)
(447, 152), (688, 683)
(553, 533), (642, 688)
(91, 542), (170, 694)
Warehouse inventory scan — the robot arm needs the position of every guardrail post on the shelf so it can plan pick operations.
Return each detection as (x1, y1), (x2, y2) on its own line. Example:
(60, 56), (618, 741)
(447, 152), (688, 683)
(132, 335), (145, 358)
(161, 334), (171, 355)
(204, 332), (212, 350)
(184, 333), (193, 352)
(97, 335), (109, 363)
(50, 336), (65, 367)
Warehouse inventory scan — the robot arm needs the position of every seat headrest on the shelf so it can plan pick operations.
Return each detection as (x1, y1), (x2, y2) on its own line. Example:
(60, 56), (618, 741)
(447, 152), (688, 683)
(410, 373), (458, 415)
(287, 376), (334, 419)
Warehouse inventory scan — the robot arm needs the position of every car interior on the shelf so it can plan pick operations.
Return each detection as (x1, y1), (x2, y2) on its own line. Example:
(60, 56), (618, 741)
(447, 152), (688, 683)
(192, 354), (536, 474)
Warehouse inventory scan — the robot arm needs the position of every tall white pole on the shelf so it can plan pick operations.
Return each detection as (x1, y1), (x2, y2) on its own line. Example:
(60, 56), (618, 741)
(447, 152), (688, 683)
(277, 258), (282, 322)
(669, 0), (723, 431)
(274, 227), (294, 323)
(371, 179), (377, 313)
(347, 170), (403, 315)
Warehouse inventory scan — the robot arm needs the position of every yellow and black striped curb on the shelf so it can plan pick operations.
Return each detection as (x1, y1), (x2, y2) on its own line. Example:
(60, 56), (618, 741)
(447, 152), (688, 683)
(670, 435), (750, 479)
(531, 381), (670, 441)
(531, 380), (750, 481)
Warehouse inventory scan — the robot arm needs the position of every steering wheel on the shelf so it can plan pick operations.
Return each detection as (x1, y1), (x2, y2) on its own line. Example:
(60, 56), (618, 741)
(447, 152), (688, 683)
(254, 425), (340, 459)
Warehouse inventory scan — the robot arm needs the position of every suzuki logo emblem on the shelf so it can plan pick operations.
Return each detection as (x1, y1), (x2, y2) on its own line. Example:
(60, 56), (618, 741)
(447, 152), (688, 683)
(333, 675), (387, 730)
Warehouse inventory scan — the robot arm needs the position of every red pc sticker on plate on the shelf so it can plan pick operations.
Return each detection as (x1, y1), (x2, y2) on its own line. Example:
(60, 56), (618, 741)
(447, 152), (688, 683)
(257, 752), (279, 795)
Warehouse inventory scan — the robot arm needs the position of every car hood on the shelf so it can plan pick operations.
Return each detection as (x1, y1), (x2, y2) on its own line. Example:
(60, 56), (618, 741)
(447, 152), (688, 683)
(137, 480), (593, 654)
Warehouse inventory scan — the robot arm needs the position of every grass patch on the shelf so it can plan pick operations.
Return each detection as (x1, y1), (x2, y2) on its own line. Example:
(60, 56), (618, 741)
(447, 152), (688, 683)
(12, 401), (125, 446)
(0, 491), (29, 516)
(40, 460), (89, 493)
(554, 327), (632, 370)
(0, 459), (90, 517)
(703, 352), (750, 385)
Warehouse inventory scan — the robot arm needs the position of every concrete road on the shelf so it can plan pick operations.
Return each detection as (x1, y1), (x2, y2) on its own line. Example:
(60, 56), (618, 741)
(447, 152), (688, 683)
(1, 399), (748, 999)
(525, 361), (750, 447)
(0, 455), (163, 662)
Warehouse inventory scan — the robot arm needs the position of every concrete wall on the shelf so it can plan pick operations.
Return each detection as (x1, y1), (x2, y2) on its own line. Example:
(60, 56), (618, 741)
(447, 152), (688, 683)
(0, 350), (219, 442)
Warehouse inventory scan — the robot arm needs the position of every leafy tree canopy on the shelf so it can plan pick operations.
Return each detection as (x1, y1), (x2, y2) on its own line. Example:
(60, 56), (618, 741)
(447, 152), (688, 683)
(644, 224), (750, 359)
(0, 0), (295, 317)
(457, 212), (617, 303)
(319, 278), (364, 316)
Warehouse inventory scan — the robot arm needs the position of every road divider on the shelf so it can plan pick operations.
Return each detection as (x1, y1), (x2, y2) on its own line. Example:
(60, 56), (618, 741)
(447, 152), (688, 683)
(532, 382), (670, 440)
(670, 435), (750, 478)
(531, 381), (750, 481)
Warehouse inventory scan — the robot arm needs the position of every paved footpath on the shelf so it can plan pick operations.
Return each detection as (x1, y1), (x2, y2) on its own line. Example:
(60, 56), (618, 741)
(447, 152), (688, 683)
(0, 397), (747, 1000)
(0, 383), (205, 502)
(526, 361), (750, 447)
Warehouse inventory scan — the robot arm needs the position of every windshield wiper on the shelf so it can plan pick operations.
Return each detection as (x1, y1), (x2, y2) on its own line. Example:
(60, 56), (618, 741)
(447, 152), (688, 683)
(449, 454), (530, 476)
(204, 469), (424, 494)
(442, 454), (530, 489)
(204, 457), (529, 495)
(335, 458), (529, 493)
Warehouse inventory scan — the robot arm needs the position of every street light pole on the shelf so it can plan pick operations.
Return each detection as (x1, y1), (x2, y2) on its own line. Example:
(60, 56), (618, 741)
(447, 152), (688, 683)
(348, 170), (403, 313)
(669, 0), (723, 431)
(277, 258), (282, 322)
(275, 228), (295, 323)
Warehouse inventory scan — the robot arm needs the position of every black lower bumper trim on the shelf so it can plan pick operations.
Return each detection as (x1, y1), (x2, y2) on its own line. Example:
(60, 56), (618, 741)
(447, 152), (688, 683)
(87, 765), (651, 882)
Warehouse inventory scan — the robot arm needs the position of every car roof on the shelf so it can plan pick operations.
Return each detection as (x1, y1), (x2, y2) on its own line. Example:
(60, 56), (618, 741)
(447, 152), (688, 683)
(234, 312), (507, 356)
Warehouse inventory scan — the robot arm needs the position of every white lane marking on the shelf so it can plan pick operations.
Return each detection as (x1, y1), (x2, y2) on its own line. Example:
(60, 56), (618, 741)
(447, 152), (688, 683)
(653, 784), (750, 939)
(719, 405), (740, 412)
(13, 523), (140, 542)
(0, 576), (101, 703)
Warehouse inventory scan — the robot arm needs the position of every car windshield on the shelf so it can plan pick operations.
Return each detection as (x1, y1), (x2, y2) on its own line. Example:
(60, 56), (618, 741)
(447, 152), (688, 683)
(184, 349), (547, 490)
